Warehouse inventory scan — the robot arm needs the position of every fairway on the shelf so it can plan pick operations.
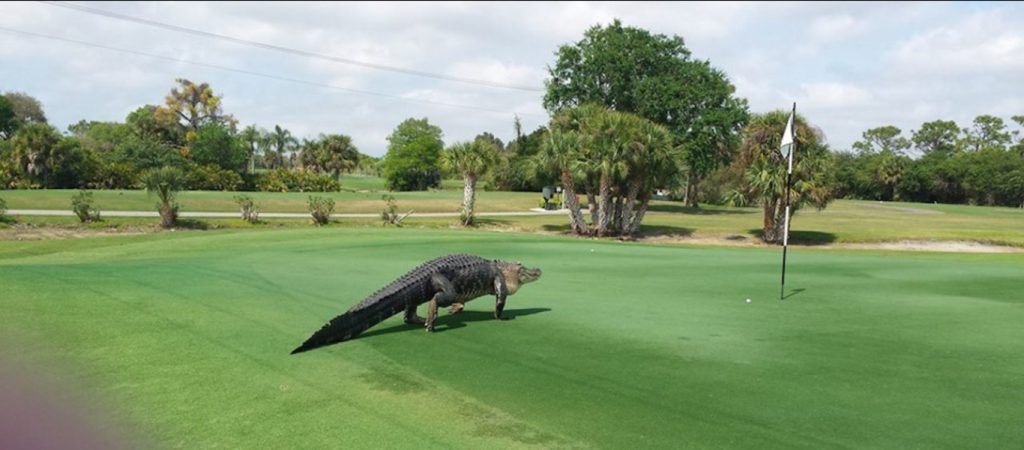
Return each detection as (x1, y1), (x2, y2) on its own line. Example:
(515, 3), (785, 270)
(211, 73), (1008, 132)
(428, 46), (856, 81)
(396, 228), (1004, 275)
(2, 229), (1023, 449)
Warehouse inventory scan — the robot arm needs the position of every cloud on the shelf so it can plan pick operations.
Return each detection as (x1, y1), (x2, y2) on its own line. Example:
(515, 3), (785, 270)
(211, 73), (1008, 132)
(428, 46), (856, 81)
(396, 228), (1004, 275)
(3, 1), (1024, 156)
(808, 14), (866, 43)
(888, 10), (1024, 76)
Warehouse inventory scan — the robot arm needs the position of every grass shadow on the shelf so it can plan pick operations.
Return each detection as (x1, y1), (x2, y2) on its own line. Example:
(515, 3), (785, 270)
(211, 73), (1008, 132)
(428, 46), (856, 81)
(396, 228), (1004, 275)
(358, 307), (552, 339)
(747, 229), (837, 245)
(783, 288), (806, 300)
(647, 204), (753, 215)
(636, 225), (695, 239)
(172, 219), (212, 230)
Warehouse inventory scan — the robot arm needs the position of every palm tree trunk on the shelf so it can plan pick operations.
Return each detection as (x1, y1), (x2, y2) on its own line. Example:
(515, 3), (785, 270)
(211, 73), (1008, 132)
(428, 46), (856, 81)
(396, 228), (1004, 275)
(597, 172), (612, 237)
(762, 198), (787, 244)
(462, 173), (476, 226)
(621, 178), (641, 236)
(561, 170), (588, 235)
(686, 175), (700, 208)
(628, 192), (650, 235)
(585, 183), (598, 225)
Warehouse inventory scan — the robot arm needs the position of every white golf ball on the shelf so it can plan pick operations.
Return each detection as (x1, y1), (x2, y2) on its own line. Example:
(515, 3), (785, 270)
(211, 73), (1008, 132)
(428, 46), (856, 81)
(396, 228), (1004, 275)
(590, 249), (594, 252)
(746, 298), (751, 303)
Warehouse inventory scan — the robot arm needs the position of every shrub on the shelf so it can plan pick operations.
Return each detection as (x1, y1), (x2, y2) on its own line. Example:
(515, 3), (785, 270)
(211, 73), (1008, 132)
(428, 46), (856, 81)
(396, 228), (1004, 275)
(308, 195), (335, 226)
(141, 166), (187, 228)
(381, 194), (413, 226)
(70, 190), (101, 223)
(234, 194), (260, 224)
(255, 169), (340, 192)
(0, 196), (7, 219)
(189, 164), (243, 191)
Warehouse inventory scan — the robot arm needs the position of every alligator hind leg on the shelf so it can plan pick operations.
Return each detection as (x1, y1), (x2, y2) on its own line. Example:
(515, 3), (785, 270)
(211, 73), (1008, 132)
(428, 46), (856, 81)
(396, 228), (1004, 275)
(425, 273), (456, 332)
(403, 304), (425, 325)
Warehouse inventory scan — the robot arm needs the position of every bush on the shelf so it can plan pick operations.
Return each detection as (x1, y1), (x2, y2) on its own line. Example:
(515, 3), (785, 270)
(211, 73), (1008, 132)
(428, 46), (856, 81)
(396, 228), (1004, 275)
(255, 169), (340, 192)
(189, 164), (243, 191)
(70, 190), (101, 223)
(141, 166), (187, 228)
(234, 194), (260, 224)
(308, 195), (335, 226)
(0, 196), (7, 218)
(381, 194), (413, 226)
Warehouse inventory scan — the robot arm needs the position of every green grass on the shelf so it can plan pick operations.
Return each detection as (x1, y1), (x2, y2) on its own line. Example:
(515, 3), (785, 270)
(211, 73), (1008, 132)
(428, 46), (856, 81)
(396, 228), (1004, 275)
(3, 189), (1023, 245)
(0, 188), (538, 214)
(2, 228), (1023, 448)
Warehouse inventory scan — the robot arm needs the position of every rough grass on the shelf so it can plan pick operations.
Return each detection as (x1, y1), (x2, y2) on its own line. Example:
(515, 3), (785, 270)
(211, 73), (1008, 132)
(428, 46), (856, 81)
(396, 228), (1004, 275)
(2, 228), (1023, 448)
(3, 191), (1023, 246)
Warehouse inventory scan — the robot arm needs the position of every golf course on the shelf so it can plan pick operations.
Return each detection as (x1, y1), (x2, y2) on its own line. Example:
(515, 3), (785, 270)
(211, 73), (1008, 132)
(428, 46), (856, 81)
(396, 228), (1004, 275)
(2, 226), (1022, 449)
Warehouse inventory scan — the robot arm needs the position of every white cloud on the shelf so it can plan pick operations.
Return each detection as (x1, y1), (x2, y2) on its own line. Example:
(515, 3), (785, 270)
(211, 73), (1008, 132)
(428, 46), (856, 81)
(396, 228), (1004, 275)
(3, 1), (1024, 155)
(888, 10), (1024, 75)
(808, 14), (866, 43)
(799, 82), (872, 110)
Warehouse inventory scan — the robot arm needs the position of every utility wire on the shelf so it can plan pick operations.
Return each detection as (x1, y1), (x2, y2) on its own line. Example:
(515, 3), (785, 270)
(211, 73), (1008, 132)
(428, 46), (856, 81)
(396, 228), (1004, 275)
(0, 26), (544, 118)
(38, 0), (545, 93)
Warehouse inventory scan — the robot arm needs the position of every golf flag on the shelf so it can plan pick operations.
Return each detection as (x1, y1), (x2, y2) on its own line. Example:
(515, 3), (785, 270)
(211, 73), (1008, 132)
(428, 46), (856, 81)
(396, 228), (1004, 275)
(781, 111), (795, 174)
(780, 103), (796, 300)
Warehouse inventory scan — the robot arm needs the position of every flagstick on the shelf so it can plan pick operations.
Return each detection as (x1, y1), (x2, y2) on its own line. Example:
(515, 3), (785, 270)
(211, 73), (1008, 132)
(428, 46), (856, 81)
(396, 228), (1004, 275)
(780, 102), (796, 300)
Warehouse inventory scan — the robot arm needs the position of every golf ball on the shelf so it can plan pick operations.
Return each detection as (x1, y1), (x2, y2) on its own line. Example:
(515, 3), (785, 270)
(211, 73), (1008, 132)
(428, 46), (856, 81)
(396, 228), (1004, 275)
(746, 298), (751, 303)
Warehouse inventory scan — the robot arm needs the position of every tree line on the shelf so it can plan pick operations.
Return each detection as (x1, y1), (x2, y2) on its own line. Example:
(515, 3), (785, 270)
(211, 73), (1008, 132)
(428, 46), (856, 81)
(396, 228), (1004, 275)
(3, 19), (1021, 241)
(0, 79), (377, 193)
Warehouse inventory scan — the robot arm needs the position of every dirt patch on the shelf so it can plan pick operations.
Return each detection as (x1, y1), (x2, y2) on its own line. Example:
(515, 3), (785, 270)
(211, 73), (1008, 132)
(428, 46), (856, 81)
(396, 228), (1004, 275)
(858, 203), (944, 215)
(639, 234), (1023, 253)
(839, 240), (1024, 253)
(0, 224), (152, 241)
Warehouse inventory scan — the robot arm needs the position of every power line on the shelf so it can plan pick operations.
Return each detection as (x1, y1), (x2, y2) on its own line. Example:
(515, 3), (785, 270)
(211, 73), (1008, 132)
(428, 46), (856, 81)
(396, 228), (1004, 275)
(0, 26), (545, 118)
(38, 0), (546, 93)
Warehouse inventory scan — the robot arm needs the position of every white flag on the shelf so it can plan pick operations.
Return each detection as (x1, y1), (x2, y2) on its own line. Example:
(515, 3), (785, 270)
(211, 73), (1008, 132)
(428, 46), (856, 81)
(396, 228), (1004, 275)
(780, 111), (794, 174)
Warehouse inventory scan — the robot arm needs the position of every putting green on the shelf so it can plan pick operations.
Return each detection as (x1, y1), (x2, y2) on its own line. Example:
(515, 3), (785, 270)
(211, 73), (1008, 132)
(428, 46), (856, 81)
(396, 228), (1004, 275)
(2, 229), (1022, 448)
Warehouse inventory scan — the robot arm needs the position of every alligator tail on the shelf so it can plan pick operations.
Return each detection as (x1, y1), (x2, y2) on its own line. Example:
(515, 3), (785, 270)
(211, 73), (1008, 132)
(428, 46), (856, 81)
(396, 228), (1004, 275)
(290, 293), (408, 354)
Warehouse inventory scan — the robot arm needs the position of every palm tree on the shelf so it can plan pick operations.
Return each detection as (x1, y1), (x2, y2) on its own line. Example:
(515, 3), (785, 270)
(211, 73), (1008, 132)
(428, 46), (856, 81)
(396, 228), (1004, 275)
(877, 151), (906, 201)
(239, 125), (263, 174)
(141, 166), (188, 228)
(265, 125), (297, 169)
(536, 129), (589, 234)
(733, 111), (834, 243)
(307, 134), (360, 179)
(441, 138), (498, 226)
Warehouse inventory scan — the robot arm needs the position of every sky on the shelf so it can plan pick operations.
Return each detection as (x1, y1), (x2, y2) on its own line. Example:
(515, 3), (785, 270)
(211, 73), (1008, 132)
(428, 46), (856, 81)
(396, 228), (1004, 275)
(1, 1), (1023, 157)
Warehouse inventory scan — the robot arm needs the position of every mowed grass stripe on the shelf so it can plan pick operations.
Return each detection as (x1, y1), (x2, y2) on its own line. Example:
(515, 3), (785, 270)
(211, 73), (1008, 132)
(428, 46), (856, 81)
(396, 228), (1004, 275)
(2, 228), (1022, 448)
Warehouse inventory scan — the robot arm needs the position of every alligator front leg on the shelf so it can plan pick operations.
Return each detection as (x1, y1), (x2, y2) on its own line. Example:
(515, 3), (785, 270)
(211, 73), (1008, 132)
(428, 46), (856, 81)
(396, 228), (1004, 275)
(426, 273), (456, 332)
(447, 303), (465, 314)
(493, 274), (508, 320)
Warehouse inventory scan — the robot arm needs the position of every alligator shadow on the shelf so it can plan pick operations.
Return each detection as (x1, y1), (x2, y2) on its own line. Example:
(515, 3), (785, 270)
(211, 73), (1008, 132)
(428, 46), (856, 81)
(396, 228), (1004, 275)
(357, 307), (552, 339)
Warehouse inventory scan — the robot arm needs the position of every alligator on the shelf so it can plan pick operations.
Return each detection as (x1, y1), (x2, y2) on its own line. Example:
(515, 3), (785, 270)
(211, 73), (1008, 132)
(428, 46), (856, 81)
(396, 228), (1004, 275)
(290, 254), (542, 354)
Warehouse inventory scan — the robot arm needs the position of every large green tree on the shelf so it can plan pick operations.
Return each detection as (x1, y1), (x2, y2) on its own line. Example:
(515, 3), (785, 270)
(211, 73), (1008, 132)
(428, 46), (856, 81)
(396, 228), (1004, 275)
(961, 115), (1012, 152)
(441, 137), (499, 226)
(2, 92), (48, 125)
(381, 118), (444, 191)
(544, 19), (748, 207)
(0, 95), (19, 139)
(190, 123), (247, 172)
(911, 120), (960, 156)
(852, 126), (910, 155)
